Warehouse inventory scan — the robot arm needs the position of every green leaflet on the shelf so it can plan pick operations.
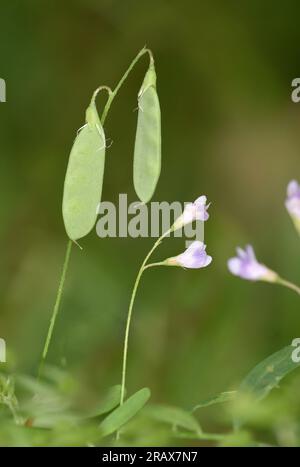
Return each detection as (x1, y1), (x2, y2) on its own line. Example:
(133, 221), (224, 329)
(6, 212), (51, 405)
(62, 97), (105, 241)
(133, 60), (161, 203)
(86, 385), (123, 418)
(239, 345), (300, 401)
(99, 387), (150, 437)
(234, 345), (300, 428)
(144, 404), (201, 434)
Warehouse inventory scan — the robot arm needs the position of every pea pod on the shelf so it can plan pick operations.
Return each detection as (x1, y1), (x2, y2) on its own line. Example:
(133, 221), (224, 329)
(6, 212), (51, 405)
(133, 59), (161, 203)
(62, 95), (106, 241)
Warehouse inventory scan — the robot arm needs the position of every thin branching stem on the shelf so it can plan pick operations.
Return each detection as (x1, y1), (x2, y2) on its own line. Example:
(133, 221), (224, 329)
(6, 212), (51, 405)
(143, 261), (166, 270)
(277, 277), (300, 296)
(120, 229), (171, 410)
(39, 239), (73, 377)
(101, 47), (153, 125)
(175, 431), (225, 442)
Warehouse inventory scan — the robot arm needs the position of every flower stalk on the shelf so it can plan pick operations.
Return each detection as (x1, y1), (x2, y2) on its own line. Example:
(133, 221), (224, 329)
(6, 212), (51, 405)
(228, 245), (300, 298)
(120, 196), (212, 412)
(285, 180), (300, 236)
(39, 239), (73, 377)
(120, 228), (171, 408)
(276, 277), (300, 296)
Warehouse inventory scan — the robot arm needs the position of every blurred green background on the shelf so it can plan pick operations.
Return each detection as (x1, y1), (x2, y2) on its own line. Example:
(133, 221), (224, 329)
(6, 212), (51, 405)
(1, 0), (300, 434)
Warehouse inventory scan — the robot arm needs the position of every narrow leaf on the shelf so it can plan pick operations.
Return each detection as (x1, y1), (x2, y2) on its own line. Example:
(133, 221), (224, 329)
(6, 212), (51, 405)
(99, 388), (150, 437)
(86, 385), (122, 418)
(145, 404), (201, 433)
(235, 345), (300, 428)
(239, 345), (300, 401)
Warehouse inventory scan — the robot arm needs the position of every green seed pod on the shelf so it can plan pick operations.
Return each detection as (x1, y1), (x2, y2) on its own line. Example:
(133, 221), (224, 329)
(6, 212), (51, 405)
(133, 59), (161, 203)
(62, 94), (106, 241)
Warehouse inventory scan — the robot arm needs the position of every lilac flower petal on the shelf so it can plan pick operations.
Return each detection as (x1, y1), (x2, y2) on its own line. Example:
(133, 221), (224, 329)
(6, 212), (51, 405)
(173, 194), (210, 230)
(236, 247), (247, 259)
(203, 255), (213, 267)
(195, 208), (209, 222)
(194, 195), (207, 206)
(194, 196), (209, 221)
(228, 257), (242, 275)
(228, 245), (277, 282)
(181, 203), (195, 224)
(246, 245), (256, 261)
(286, 199), (300, 219)
(285, 180), (300, 222)
(175, 241), (212, 269)
(287, 180), (300, 198)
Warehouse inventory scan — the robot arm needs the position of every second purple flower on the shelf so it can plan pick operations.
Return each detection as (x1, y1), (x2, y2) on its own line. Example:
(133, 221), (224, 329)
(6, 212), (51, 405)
(228, 245), (277, 282)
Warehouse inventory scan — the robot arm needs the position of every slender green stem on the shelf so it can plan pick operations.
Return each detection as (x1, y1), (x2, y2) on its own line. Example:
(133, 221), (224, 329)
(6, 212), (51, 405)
(143, 261), (166, 270)
(277, 277), (300, 296)
(7, 400), (21, 425)
(175, 431), (225, 442)
(120, 229), (171, 409)
(101, 47), (153, 125)
(91, 85), (113, 107)
(39, 239), (73, 377)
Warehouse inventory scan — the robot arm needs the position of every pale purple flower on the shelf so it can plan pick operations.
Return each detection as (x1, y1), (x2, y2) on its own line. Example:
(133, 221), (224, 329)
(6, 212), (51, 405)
(173, 195), (210, 231)
(228, 245), (277, 282)
(285, 180), (300, 221)
(166, 241), (212, 269)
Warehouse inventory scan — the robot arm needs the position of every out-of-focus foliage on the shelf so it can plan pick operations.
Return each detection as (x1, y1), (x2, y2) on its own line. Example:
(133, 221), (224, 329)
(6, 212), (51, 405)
(1, 356), (300, 446)
(1, 0), (300, 446)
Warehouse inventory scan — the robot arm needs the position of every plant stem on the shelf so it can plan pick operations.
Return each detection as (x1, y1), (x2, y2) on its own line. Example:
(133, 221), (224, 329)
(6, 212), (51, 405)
(39, 239), (73, 377)
(277, 277), (300, 296)
(91, 85), (113, 107)
(120, 229), (171, 408)
(175, 431), (225, 442)
(101, 47), (153, 125)
(7, 400), (21, 425)
(143, 261), (166, 270)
